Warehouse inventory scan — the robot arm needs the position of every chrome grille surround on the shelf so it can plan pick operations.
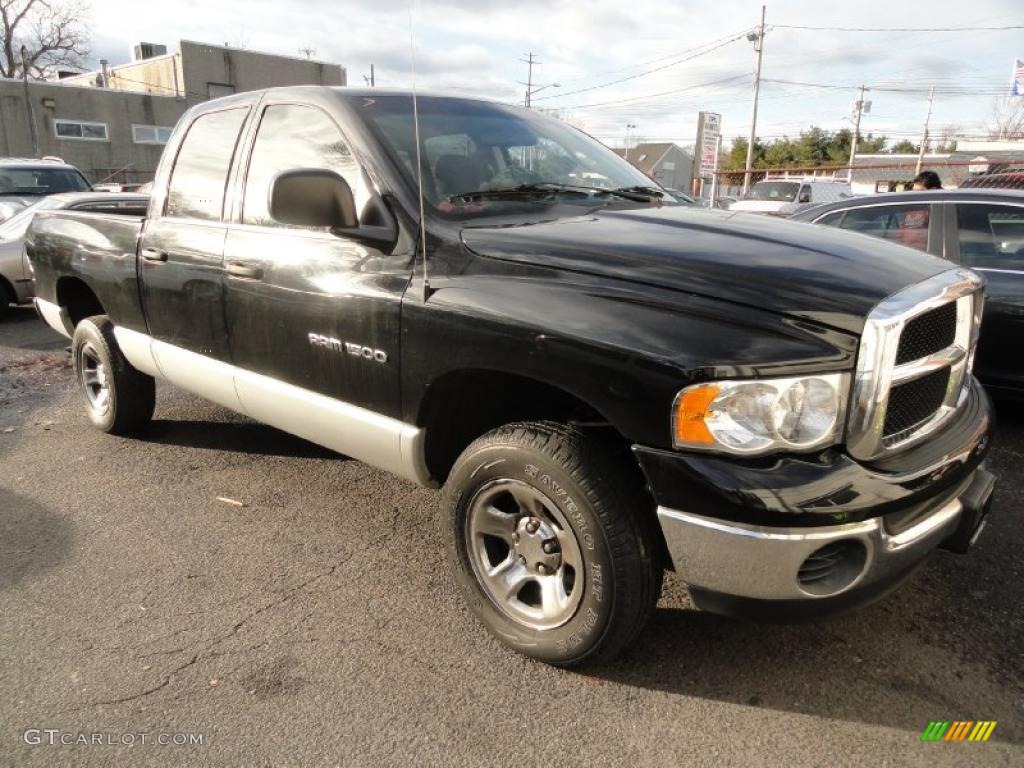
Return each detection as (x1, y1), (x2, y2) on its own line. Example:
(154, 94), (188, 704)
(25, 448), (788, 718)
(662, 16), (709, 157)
(847, 268), (985, 461)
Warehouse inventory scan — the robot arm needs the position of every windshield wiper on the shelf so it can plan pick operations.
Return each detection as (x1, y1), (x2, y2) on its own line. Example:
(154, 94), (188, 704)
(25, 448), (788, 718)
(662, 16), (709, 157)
(609, 185), (665, 199)
(447, 183), (589, 203)
(447, 182), (661, 204)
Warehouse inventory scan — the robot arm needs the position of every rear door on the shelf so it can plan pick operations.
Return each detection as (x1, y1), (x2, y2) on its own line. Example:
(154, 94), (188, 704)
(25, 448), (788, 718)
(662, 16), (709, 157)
(139, 105), (250, 360)
(950, 202), (1024, 394)
(138, 104), (251, 407)
(222, 99), (410, 419)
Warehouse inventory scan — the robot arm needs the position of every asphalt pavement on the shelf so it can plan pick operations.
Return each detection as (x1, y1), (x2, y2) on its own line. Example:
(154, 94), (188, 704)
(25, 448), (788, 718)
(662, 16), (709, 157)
(1, 306), (1021, 767)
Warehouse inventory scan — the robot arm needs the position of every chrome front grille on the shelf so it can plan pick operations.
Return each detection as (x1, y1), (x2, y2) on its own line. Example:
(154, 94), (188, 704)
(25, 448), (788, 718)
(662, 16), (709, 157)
(895, 302), (957, 365)
(847, 269), (985, 460)
(883, 367), (951, 442)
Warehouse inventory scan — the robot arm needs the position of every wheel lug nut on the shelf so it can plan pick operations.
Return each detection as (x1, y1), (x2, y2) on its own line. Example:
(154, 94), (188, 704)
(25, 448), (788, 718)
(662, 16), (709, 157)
(542, 540), (557, 554)
(526, 519), (540, 534)
(537, 563), (547, 574)
(512, 533), (519, 543)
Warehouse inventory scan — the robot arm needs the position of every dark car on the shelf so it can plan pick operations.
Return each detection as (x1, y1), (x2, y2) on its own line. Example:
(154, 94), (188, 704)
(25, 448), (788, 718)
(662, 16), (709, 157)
(792, 189), (1024, 399)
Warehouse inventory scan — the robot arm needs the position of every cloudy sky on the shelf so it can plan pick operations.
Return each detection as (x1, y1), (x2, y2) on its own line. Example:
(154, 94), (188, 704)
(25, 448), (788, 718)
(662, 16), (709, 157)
(86, 0), (1024, 151)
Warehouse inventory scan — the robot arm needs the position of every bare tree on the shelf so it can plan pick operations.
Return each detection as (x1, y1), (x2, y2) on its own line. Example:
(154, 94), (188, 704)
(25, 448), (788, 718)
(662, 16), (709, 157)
(0, 0), (90, 79)
(934, 123), (961, 153)
(988, 97), (1024, 141)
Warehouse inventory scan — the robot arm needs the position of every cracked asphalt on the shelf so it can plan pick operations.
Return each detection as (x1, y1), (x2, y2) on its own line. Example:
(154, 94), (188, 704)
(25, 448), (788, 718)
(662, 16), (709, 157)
(1, 306), (1022, 767)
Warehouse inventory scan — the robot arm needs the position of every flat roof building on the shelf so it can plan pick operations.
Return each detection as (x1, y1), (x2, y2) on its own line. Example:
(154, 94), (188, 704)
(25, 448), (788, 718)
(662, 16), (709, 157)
(0, 40), (346, 185)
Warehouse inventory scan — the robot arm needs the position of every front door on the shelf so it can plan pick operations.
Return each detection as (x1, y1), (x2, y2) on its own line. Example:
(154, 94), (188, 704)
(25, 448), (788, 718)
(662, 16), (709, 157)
(222, 101), (410, 421)
(138, 105), (251, 408)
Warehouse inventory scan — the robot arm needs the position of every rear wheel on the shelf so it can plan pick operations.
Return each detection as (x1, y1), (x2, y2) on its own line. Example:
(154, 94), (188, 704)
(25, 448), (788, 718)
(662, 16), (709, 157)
(445, 421), (662, 665)
(72, 316), (155, 434)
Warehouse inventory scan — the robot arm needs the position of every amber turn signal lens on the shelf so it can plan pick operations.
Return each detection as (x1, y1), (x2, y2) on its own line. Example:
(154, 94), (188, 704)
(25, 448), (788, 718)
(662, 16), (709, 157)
(674, 384), (719, 445)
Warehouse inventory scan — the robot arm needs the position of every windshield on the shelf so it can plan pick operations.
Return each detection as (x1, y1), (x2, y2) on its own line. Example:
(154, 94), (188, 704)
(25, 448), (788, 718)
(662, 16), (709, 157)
(350, 94), (664, 218)
(747, 181), (799, 202)
(0, 167), (90, 197)
(0, 197), (64, 239)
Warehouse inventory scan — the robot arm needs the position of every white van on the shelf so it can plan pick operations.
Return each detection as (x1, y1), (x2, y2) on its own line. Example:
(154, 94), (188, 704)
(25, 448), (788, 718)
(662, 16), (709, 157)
(730, 179), (853, 216)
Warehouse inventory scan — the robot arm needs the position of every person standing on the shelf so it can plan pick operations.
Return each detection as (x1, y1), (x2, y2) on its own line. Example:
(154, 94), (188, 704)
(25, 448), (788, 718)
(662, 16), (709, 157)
(912, 170), (942, 190)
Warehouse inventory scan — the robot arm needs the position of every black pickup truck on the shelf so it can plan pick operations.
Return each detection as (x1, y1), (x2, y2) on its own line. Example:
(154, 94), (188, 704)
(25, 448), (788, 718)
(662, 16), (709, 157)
(27, 87), (996, 665)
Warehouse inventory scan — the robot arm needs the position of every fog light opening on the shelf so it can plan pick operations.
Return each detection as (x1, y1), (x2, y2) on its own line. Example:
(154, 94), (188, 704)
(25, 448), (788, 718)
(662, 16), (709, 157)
(797, 540), (868, 596)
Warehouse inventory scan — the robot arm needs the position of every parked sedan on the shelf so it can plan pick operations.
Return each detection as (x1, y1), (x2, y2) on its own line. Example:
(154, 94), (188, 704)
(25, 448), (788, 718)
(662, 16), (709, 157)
(0, 192), (149, 319)
(792, 189), (1024, 398)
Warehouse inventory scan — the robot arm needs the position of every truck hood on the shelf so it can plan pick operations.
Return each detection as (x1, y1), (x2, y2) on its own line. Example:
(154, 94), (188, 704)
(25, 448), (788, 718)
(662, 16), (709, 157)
(460, 206), (952, 334)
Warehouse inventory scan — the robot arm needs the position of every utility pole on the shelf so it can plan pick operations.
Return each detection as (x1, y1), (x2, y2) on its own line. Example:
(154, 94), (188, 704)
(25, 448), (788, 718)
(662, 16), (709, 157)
(915, 86), (935, 174)
(742, 5), (766, 195)
(847, 84), (869, 182)
(709, 133), (723, 207)
(364, 64), (376, 87)
(20, 46), (40, 159)
(624, 123), (637, 162)
(521, 52), (537, 107)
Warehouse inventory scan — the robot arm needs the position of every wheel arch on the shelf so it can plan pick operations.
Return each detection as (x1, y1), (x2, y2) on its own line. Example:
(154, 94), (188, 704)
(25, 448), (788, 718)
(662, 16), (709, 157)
(56, 276), (105, 328)
(418, 367), (623, 484)
(0, 274), (15, 305)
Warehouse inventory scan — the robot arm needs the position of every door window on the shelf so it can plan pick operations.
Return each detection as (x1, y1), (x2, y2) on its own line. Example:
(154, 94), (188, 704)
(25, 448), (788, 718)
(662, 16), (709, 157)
(956, 204), (1024, 270)
(836, 204), (930, 252)
(242, 104), (362, 227)
(815, 211), (846, 227)
(165, 108), (249, 221)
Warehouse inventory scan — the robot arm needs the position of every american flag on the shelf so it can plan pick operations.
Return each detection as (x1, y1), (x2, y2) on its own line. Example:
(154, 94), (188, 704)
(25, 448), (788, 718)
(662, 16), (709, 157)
(1013, 58), (1024, 97)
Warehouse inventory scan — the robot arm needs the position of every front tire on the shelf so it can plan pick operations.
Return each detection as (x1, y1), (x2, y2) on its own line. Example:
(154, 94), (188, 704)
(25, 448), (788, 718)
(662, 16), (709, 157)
(72, 315), (155, 435)
(445, 421), (662, 665)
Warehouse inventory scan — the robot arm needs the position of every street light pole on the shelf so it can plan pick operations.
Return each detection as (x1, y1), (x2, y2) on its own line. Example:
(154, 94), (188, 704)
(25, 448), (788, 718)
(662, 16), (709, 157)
(525, 82), (560, 107)
(522, 52), (537, 107)
(742, 4), (766, 195)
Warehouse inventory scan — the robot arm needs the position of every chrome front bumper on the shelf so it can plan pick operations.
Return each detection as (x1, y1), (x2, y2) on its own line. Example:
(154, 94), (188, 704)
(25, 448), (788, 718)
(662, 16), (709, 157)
(657, 468), (992, 602)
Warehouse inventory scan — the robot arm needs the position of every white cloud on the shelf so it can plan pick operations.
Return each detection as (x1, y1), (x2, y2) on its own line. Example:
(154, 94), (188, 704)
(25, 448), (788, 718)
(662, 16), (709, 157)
(80, 0), (1024, 147)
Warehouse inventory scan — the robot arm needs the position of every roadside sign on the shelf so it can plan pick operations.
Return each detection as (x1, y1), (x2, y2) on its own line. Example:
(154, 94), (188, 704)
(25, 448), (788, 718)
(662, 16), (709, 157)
(695, 111), (722, 180)
(968, 156), (990, 175)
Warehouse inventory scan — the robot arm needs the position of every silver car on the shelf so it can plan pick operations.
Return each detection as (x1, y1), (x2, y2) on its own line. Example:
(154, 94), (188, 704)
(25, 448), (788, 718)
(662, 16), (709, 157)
(0, 192), (149, 319)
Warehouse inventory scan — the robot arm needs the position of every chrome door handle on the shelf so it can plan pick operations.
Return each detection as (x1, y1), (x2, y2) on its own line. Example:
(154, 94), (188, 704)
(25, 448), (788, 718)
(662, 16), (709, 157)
(225, 261), (264, 280)
(141, 248), (168, 263)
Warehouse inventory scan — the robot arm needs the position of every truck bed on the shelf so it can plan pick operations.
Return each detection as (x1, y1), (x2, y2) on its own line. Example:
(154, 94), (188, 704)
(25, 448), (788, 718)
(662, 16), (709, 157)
(27, 210), (148, 334)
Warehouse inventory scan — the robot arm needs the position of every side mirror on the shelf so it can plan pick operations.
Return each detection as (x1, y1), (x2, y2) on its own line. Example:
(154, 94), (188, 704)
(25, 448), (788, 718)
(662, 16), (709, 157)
(798, 191), (811, 203)
(270, 169), (358, 229)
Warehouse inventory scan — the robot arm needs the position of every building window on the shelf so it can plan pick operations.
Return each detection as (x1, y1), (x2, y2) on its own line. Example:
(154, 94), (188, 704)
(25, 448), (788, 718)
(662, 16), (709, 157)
(54, 119), (108, 141)
(132, 125), (174, 144)
(207, 82), (236, 99)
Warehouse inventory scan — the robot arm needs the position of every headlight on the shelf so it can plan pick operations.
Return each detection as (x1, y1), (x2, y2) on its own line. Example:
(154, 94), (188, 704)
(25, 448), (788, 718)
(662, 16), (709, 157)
(672, 373), (850, 455)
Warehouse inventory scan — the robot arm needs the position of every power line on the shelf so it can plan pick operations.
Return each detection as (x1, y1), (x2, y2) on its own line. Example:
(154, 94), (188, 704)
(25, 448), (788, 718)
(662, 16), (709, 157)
(773, 23), (1024, 32)
(554, 27), (753, 85)
(760, 77), (1015, 96)
(560, 73), (749, 111)
(530, 33), (747, 103)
